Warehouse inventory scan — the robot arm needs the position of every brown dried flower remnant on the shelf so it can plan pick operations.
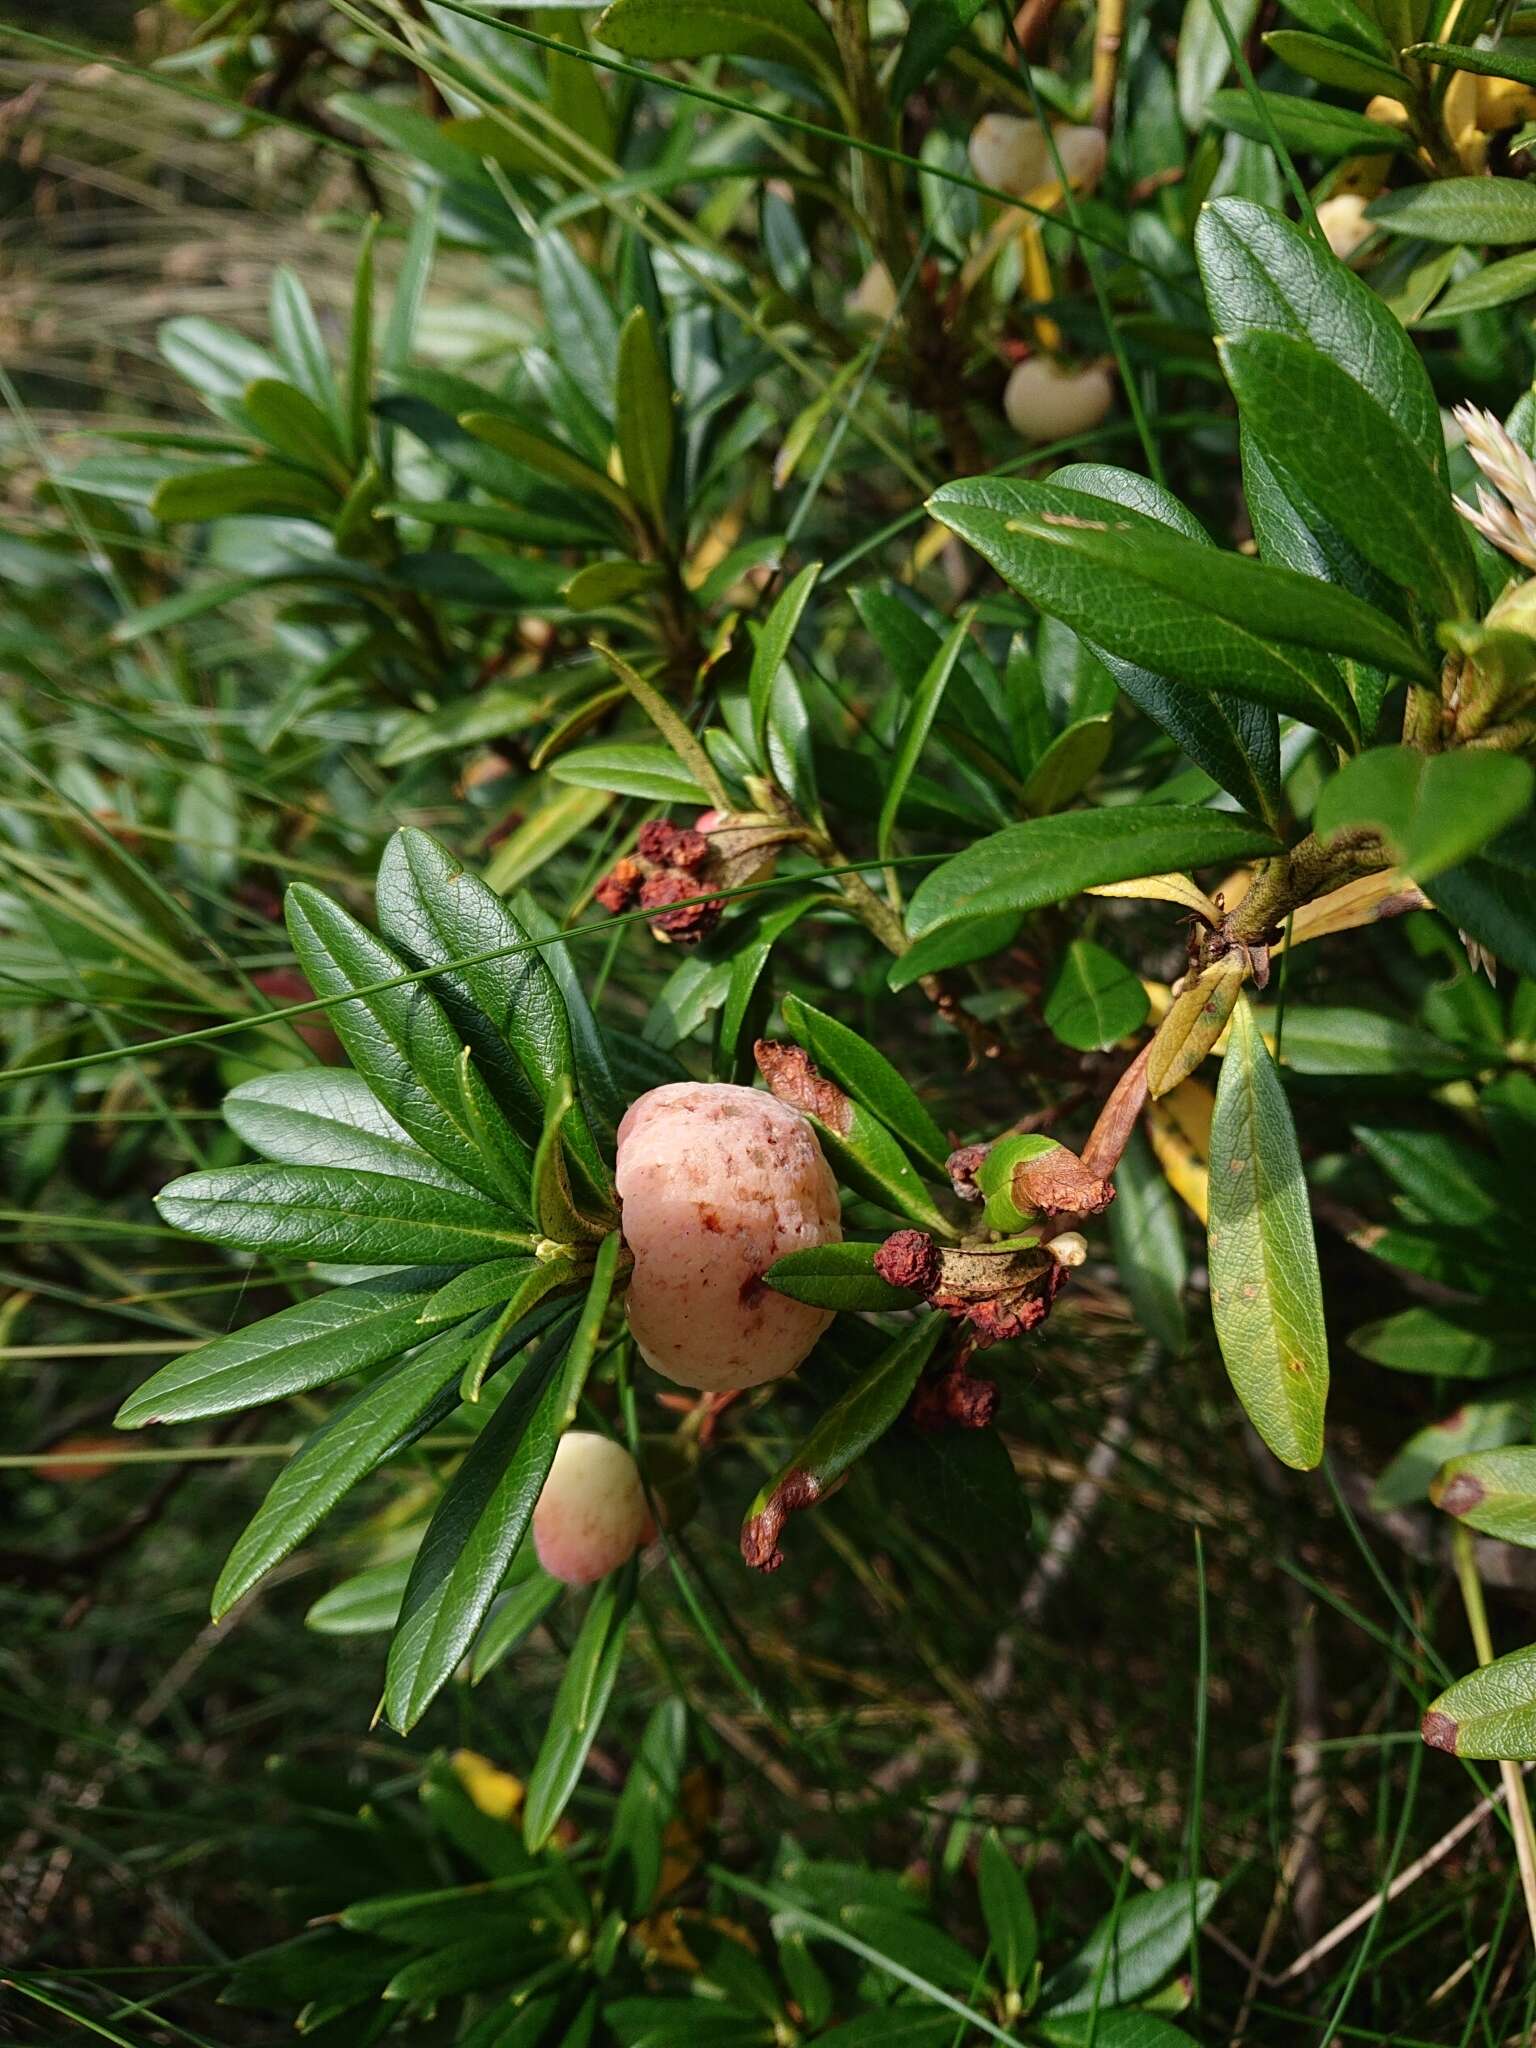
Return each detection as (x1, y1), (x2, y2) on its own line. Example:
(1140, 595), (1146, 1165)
(595, 812), (791, 944)
(872, 1228), (943, 1296)
(908, 1359), (1001, 1432)
(875, 1229), (1069, 1357)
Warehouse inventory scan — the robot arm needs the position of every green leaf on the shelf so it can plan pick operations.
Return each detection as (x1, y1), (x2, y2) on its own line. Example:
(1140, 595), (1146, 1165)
(978, 1830), (1037, 1993)
(243, 378), (347, 480)
(763, 1241), (924, 1312)
(152, 464), (336, 523)
(384, 1236), (619, 1731)
(549, 742), (709, 806)
(892, 0), (987, 101)
(419, 1256), (544, 1326)
(304, 1555), (413, 1636)
(1315, 747), (1533, 881)
(1372, 1400), (1529, 1511)
(616, 306), (674, 532)
(158, 314), (279, 409)
(1430, 822), (1536, 981)
(604, 1697), (687, 1915)
(285, 881), (524, 1203)
(930, 476), (1414, 741)
(1207, 87), (1411, 154)
(224, 1069), (487, 1195)
(563, 560), (665, 609)
(1207, 998), (1329, 1470)
(1431, 1446), (1536, 1546)
(467, 1563), (564, 1680)
(173, 762), (239, 891)
(781, 992), (950, 1173)
(114, 1269), (449, 1428)
(1350, 1304), (1527, 1377)
(459, 1256), (584, 1402)
(896, 805), (1280, 989)
(1218, 331), (1477, 616)
(716, 894), (822, 1078)
(879, 612), (973, 866)
(1107, 1126), (1189, 1355)
(1423, 250), (1536, 322)
(798, 1095), (954, 1234)
(534, 225), (619, 422)
(1039, 2017), (1198, 2048)
(1179, 0), (1263, 128)
(1369, 177), (1536, 245)
(1195, 196), (1444, 471)
(346, 213), (377, 467)
(460, 411), (634, 521)
(523, 1563), (636, 1851)
(375, 827), (605, 1185)
(1045, 940), (1150, 1052)
(750, 561), (821, 767)
(1021, 716), (1114, 817)
(741, 1315), (946, 1568)
(1425, 1644), (1536, 1758)
(1051, 464), (1281, 826)
(532, 1075), (610, 1245)
(210, 1317), (487, 1618)
(269, 267), (338, 423)
(594, 0), (839, 79)
(1407, 38), (1536, 85)
(1042, 1879), (1218, 2012)
(1261, 29), (1407, 99)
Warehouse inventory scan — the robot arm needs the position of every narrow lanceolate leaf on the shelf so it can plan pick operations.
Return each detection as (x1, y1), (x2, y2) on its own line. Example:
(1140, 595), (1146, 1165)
(459, 1256), (583, 1403)
(210, 1317), (488, 1618)
(615, 306), (673, 532)
(1147, 953), (1246, 1098)
(1217, 331), (1478, 618)
(1368, 177), (1536, 246)
(741, 1314), (945, 1569)
(522, 1563), (637, 1852)
(594, 0), (840, 80)
(533, 1075), (612, 1243)
(384, 1234), (620, 1731)
(223, 1070), (485, 1195)
(1430, 1447), (1536, 1547)
(155, 1164), (535, 1266)
(115, 1269), (451, 1427)
(285, 881), (525, 1203)
(605, 1697), (687, 1917)
(763, 1242), (924, 1313)
(878, 611), (973, 867)
(750, 560), (821, 766)
(1207, 999), (1329, 1470)
(375, 827), (607, 1188)
(1044, 939), (1149, 1053)
(781, 993), (950, 1174)
(420, 1256), (544, 1326)
(978, 1830), (1038, 1994)
(1042, 1881), (1218, 2013)
(1107, 1127), (1188, 1355)
(1423, 1645), (1536, 1759)
(930, 477), (1427, 735)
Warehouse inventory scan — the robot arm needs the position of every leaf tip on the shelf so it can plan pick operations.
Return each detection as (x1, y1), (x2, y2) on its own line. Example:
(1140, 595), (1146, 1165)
(1421, 1708), (1459, 1753)
(1432, 1470), (1485, 1517)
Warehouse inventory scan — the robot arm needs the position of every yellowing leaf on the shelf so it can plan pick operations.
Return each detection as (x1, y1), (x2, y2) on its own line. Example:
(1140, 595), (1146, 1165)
(451, 1748), (525, 1820)
(1087, 872), (1223, 922)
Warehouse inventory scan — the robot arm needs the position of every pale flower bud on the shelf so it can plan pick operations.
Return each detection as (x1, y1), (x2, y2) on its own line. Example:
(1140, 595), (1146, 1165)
(1316, 193), (1373, 263)
(1046, 1231), (1088, 1268)
(968, 114), (1050, 196)
(847, 261), (898, 323)
(1004, 356), (1114, 442)
(1053, 124), (1107, 193)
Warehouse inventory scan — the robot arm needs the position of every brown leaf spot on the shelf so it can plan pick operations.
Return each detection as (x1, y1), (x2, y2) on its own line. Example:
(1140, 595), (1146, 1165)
(1420, 1709), (1459, 1753)
(753, 1041), (852, 1135)
(1434, 1471), (1487, 1518)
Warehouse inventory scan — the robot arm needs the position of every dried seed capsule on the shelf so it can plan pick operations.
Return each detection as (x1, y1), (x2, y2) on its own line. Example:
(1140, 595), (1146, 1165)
(532, 1431), (652, 1586)
(616, 1082), (842, 1391)
(1003, 357), (1114, 442)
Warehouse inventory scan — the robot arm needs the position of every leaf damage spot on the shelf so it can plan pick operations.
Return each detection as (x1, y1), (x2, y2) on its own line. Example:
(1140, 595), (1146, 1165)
(1420, 1709), (1459, 1753)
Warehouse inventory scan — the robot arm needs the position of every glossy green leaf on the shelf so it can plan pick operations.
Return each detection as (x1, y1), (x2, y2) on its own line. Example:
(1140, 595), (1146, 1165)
(523, 1562), (636, 1851)
(468, 1563), (564, 1681)
(1195, 196), (1443, 470)
(878, 612), (973, 866)
(532, 1075), (610, 1244)
(420, 1256), (544, 1326)
(594, 0), (838, 78)
(930, 476), (1414, 740)
(1107, 1126), (1188, 1354)
(1218, 331), (1477, 616)
(1207, 998), (1329, 1470)
(1369, 177), (1536, 245)
(1317, 747), (1534, 883)
(304, 1555), (413, 1637)
(210, 1317), (488, 1619)
(384, 1236), (618, 1730)
(1430, 822), (1536, 981)
(896, 805), (1279, 990)
(781, 992), (950, 1173)
(1178, 0), (1263, 128)
(750, 561), (821, 767)
(152, 464), (335, 523)
(716, 894), (822, 1078)
(223, 1069), (485, 1196)
(1207, 87), (1411, 154)
(1372, 1400), (1529, 1511)
(1407, 38), (1536, 85)
(269, 266), (338, 422)
(1045, 939), (1150, 1051)
(978, 1829), (1037, 1993)
(892, 0), (987, 100)
(1021, 716), (1114, 816)
(763, 1241), (924, 1312)
(375, 827), (605, 1185)
(741, 1315), (946, 1568)
(1423, 250), (1536, 322)
(800, 1096), (954, 1234)
(156, 1163), (534, 1266)
(460, 411), (634, 520)
(1423, 1644), (1536, 1758)
(285, 881), (522, 1202)
(1042, 1879), (1218, 2012)
(243, 378), (347, 479)
(550, 742), (709, 806)
(115, 1268), (450, 1427)
(460, 1256), (585, 1402)
(616, 306), (673, 531)
(1261, 29), (1406, 98)
(1051, 463), (1281, 825)
(534, 227), (619, 417)
(1431, 1446), (1536, 1546)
